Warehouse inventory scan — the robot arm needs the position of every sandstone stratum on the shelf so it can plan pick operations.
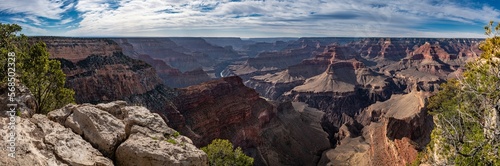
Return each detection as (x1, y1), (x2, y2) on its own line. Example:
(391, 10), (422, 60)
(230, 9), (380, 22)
(1, 37), (484, 165)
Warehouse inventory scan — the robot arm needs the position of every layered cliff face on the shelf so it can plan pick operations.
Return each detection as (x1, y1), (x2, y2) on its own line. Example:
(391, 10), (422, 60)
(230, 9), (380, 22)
(40, 37), (185, 134)
(172, 76), (330, 166)
(202, 37), (255, 51)
(245, 38), (482, 102)
(258, 101), (330, 166)
(24, 37), (338, 165)
(319, 91), (433, 166)
(222, 44), (319, 77)
(55, 53), (164, 104)
(168, 37), (240, 60)
(135, 54), (211, 88)
(238, 38), (481, 165)
(0, 101), (207, 166)
(24, 37), (485, 165)
(39, 38), (165, 104)
(114, 38), (200, 72)
(38, 37), (204, 145)
(242, 40), (292, 57)
(114, 38), (213, 87)
(174, 76), (274, 147)
(34, 37), (122, 63)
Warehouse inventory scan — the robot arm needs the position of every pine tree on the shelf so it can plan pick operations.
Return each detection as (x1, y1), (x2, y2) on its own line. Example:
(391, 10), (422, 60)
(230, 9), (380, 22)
(0, 23), (28, 82)
(20, 41), (75, 114)
(1, 23), (74, 114)
(425, 21), (500, 165)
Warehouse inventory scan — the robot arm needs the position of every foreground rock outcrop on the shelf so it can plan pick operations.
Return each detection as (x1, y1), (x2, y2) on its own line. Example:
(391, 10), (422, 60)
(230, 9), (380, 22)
(0, 114), (113, 166)
(1, 101), (208, 166)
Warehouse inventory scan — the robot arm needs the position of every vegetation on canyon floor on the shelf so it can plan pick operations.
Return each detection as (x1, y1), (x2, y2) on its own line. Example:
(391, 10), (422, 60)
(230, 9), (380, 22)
(201, 139), (254, 166)
(0, 23), (74, 114)
(424, 21), (500, 165)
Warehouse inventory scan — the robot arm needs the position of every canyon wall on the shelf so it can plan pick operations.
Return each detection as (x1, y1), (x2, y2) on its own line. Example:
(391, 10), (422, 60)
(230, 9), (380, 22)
(24, 37), (484, 165)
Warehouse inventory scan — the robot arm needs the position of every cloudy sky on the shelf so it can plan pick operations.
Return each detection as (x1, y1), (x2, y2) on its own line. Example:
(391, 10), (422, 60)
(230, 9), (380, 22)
(0, 0), (499, 38)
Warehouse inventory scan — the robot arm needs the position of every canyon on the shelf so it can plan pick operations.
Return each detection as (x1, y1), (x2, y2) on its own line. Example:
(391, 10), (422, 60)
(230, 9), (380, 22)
(2, 37), (483, 165)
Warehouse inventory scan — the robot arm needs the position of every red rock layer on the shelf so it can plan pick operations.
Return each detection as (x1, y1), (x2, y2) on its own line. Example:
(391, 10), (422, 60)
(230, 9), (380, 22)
(174, 76), (274, 147)
(38, 37), (165, 105)
(34, 37), (122, 63)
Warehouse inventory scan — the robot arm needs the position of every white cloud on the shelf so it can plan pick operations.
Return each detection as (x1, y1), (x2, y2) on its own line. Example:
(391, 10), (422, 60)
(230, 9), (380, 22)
(0, 0), (71, 19)
(16, 23), (49, 35)
(3, 0), (499, 37)
(60, 18), (74, 25)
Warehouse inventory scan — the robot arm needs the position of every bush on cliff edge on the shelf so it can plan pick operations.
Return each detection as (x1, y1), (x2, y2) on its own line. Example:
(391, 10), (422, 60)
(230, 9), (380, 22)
(0, 23), (75, 114)
(201, 139), (254, 166)
(424, 21), (500, 165)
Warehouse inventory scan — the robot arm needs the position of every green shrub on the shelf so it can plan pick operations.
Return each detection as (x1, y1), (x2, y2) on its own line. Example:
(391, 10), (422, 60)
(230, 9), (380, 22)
(166, 138), (177, 145)
(201, 139), (253, 166)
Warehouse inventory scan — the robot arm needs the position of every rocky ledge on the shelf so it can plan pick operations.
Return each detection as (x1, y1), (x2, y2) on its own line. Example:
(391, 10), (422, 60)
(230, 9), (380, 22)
(0, 101), (207, 166)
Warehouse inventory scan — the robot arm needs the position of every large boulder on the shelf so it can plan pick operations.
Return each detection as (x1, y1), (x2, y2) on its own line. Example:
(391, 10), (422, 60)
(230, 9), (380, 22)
(0, 114), (113, 166)
(47, 101), (208, 166)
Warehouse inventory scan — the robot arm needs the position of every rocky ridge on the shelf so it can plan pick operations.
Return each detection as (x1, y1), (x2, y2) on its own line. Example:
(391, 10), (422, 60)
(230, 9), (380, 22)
(113, 38), (214, 87)
(34, 37), (122, 63)
(173, 76), (330, 166)
(1, 99), (207, 166)
(236, 38), (482, 165)
(13, 37), (485, 166)
(319, 91), (433, 165)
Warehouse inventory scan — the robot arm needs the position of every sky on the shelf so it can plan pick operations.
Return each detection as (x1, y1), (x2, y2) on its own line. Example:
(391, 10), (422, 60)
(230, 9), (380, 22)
(0, 0), (500, 38)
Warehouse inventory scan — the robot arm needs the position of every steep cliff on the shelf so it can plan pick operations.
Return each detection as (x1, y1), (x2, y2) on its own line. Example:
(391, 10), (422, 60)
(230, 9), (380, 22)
(319, 91), (433, 166)
(174, 76), (274, 147)
(39, 37), (185, 135)
(114, 38), (200, 72)
(245, 38), (481, 102)
(37, 37), (165, 104)
(222, 44), (318, 77)
(173, 76), (330, 166)
(239, 38), (481, 165)
(135, 54), (212, 88)
(23, 37), (485, 165)
(168, 37), (240, 60)
(33, 37), (122, 63)
(114, 38), (213, 87)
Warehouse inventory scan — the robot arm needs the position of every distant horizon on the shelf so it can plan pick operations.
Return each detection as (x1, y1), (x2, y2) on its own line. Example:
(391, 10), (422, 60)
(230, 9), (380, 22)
(1, 0), (499, 38)
(28, 36), (487, 39)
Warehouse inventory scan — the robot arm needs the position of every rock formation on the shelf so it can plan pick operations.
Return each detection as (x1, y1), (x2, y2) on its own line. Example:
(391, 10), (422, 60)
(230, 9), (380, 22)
(319, 91), (433, 166)
(202, 37), (255, 51)
(173, 76), (330, 166)
(135, 54), (212, 88)
(258, 102), (330, 166)
(36, 37), (166, 104)
(113, 38), (213, 87)
(238, 38), (481, 165)
(0, 100), (208, 166)
(114, 38), (200, 72)
(19, 37), (485, 165)
(168, 37), (239, 60)
(0, 114), (114, 166)
(222, 43), (319, 78)
(174, 76), (274, 147)
(34, 37), (122, 63)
